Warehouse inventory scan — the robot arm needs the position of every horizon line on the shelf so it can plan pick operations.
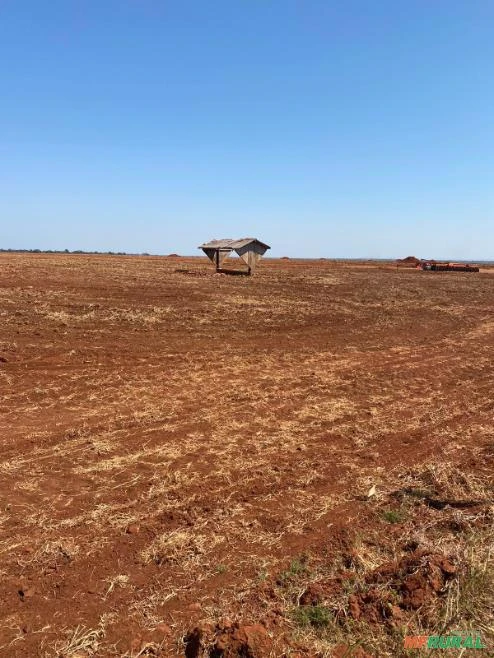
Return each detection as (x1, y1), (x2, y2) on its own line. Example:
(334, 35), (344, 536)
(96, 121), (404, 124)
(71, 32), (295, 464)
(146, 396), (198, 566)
(0, 249), (492, 263)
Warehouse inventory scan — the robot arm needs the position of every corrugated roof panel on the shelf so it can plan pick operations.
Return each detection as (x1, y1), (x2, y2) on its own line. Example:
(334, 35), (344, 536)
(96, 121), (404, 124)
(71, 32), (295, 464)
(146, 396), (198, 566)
(198, 238), (270, 250)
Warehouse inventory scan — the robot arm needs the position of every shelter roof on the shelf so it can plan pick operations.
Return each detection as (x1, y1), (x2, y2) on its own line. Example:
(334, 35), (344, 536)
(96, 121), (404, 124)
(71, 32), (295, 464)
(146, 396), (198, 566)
(198, 238), (270, 251)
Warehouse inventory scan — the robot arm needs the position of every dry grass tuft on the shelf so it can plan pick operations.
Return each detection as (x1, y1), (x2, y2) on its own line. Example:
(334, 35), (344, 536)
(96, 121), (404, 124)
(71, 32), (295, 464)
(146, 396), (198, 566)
(54, 624), (104, 657)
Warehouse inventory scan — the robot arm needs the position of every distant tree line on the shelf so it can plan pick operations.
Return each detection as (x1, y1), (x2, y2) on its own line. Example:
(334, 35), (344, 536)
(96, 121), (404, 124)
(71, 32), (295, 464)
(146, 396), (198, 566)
(0, 248), (153, 256)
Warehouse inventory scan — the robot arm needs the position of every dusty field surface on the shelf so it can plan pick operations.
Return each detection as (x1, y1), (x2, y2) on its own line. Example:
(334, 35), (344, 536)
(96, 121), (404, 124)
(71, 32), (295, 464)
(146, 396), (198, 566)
(0, 254), (493, 658)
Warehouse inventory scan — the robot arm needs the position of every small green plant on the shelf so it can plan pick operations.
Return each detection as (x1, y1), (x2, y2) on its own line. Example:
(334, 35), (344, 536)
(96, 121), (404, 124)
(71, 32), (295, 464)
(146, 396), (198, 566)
(405, 487), (433, 499)
(288, 557), (307, 576)
(277, 557), (310, 586)
(381, 509), (404, 524)
(292, 604), (331, 628)
(215, 564), (227, 574)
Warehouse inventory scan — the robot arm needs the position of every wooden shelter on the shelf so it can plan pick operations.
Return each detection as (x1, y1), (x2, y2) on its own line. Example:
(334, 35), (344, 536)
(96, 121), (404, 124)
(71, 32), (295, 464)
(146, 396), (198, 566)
(199, 238), (270, 275)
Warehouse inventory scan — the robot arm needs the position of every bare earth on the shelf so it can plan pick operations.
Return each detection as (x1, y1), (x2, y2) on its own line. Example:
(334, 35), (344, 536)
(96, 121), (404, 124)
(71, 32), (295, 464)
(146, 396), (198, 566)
(0, 254), (493, 657)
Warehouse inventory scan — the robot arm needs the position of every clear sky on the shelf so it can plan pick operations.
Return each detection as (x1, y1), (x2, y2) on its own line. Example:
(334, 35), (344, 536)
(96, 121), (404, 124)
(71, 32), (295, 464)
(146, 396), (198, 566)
(1, 1), (493, 258)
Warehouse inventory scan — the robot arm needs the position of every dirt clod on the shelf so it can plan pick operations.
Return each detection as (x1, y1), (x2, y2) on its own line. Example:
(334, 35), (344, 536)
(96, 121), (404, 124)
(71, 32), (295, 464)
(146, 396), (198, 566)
(18, 587), (35, 601)
(155, 623), (172, 636)
(348, 595), (361, 621)
(299, 583), (325, 606)
(348, 551), (457, 621)
(217, 624), (272, 657)
(332, 644), (374, 658)
(185, 623), (273, 658)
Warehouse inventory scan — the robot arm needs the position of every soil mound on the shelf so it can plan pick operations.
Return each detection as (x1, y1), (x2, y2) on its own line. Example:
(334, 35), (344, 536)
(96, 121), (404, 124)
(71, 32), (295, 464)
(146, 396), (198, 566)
(396, 255), (420, 267)
(348, 550), (456, 623)
(185, 622), (273, 658)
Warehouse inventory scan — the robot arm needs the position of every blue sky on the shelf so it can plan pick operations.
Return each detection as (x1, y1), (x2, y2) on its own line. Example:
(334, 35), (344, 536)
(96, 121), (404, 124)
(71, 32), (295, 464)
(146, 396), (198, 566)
(1, 1), (493, 258)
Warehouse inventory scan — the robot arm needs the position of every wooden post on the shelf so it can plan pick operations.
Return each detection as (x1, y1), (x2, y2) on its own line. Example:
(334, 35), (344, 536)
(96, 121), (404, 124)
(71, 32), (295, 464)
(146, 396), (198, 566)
(215, 250), (220, 272)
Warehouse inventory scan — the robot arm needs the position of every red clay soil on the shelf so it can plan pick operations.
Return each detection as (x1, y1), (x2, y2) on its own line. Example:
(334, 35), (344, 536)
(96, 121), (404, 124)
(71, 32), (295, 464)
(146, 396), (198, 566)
(0, 254), (493, 657)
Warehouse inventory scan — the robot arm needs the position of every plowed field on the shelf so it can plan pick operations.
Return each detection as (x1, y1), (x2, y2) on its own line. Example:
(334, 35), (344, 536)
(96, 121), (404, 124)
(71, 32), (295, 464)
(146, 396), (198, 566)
(1, 254), (493, 657)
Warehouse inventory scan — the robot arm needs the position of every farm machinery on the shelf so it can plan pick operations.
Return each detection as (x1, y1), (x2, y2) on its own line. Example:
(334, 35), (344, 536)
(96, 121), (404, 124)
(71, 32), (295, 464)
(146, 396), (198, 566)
(417, 261), (479, 272)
